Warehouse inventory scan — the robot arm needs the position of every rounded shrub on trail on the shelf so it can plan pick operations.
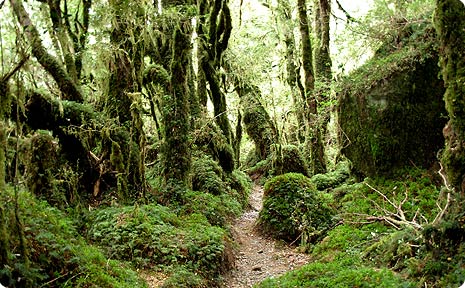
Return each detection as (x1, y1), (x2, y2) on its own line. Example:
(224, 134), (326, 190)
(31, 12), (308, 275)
(258, 173), (335, 243)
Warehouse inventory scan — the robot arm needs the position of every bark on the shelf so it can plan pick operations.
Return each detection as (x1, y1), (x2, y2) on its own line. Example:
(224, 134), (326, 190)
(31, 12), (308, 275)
(64, 0), (92, 80)
(9, 0), (84, 102)
(435, 0), (465, 194)
(162, 20), (193, 195)
(278, 0), (305, 142)
(199, 0), (234, 146)
(297, 0), (326, 174)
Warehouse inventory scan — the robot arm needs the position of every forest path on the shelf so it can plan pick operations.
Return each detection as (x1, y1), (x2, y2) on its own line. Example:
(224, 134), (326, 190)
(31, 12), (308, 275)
(221, 184), (310, 287)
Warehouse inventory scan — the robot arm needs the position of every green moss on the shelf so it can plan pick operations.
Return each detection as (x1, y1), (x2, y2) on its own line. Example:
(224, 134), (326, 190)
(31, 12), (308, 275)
(191, 155), (227, 195)
(310, 160), (350, 190)
(258, 173), (335, 243)
(271, 144), (310, 177)
(241, 91), (277, 161)
(337, 24), (446, 178)
(434, 0), (465, 192)
(0, 186), (145, 287)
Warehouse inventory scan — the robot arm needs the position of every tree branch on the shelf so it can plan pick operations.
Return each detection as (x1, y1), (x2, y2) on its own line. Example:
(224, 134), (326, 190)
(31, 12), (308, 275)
(9, 0), (84, 102)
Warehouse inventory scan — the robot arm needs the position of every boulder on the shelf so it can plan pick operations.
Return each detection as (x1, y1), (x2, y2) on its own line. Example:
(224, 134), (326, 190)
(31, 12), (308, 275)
(337, 27), (446, 178)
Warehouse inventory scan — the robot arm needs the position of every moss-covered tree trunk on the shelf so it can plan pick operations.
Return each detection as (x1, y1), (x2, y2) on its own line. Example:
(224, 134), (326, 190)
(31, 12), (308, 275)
(435, 0), (465, 194)
(9, 0), (84, 102)
(162, 20), (193, 201)
(297, 0), (326, 174)
(105, 0), (147, 199)
(196, 0), (235, 172)
(237, 82), (278, 161)
(277, 0), (306, 143)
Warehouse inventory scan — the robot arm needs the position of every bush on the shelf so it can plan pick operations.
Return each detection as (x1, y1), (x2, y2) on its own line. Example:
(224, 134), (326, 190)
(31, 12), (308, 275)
(258, 173), (335, 243)
(0, 186), (145, 288)
(86, 204), (231, 284)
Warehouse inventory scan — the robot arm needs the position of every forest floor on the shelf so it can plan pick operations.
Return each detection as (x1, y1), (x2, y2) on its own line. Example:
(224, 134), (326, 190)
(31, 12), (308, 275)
(221, 184), (311, 287)
(140, 183), (310, 287)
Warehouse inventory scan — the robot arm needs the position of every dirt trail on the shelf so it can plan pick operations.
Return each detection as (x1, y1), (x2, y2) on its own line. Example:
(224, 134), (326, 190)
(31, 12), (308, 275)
(222, 184), (310, 287)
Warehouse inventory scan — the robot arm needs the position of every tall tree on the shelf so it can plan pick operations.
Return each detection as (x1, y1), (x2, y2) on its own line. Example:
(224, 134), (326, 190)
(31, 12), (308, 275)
(434, 0), (465, 195)
(297, 0), (326, 174)
(161, 4), (194, 202)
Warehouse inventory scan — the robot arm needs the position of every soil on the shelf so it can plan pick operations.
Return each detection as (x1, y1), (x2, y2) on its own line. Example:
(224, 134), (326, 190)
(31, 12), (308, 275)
(221, 184), (310, 287)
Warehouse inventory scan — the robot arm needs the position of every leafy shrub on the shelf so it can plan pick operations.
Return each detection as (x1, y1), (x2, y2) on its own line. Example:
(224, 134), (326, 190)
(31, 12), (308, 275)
(180, 190), (241, 227)
(0, 186), (145, 288)
(86, 204), (231, 283)
(258, 173), (335, 243)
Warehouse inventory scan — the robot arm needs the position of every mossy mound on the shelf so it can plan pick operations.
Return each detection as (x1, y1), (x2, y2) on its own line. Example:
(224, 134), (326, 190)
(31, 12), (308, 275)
(258, 173), (335, 243)
(310, 160), (351, 190)
(0, 186), (145, 287)
(191, 155), (228, 196)
(86, 204), (232, 286)
(272, 144), (310, 177)
(337, 25), (446, 178)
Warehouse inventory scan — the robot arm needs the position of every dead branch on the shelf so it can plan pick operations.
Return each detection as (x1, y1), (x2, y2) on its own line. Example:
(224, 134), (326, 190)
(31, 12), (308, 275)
(363, 182), (423, 230)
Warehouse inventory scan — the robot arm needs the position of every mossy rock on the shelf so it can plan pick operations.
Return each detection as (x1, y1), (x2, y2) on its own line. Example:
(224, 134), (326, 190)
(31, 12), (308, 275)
(258, 173), (335, 242)
(337, 25), (446, 178)
(272, 144), (310, 177)
(191, 154), (228, 195)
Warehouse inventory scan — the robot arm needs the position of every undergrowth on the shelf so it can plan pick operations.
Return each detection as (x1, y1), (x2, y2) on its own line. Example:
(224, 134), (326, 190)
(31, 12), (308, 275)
(0, 185), (146, 288)
(256, 168), (465, 287)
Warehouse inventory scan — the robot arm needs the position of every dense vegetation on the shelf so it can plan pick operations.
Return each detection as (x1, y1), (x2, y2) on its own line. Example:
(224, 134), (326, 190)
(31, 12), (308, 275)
(0, 0), (464, 287)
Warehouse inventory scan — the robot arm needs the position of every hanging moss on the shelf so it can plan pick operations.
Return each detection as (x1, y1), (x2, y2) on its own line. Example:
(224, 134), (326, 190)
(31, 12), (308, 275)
(434, 0), (465, 193)
(26, 131), (63, 206)
(161, 20), (193, 197)
(193, 118), (235, 173)
(337, 25), (446, 178)
(110, 140), (128, 200)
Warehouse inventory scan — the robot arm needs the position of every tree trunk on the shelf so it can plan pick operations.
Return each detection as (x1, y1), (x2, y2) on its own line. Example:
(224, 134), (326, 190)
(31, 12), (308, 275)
(9, 0), (84, 102)
(162, 20), (193, 200)
(297, 0), (326, 174)
(435, 0), (465, 194)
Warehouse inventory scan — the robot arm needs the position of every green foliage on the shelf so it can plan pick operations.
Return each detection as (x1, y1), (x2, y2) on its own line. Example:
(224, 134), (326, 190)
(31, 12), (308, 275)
(258, 173), (335, 243)
(191, 155), (228, 195)
(256, 258), (415, 288)
(161, 267), (207, 288)
(180, 190), (241, 227)
(86, 203), (231, 284)
(310, 160), (351, 190)
(227, 169), (252, 208)
(192, 118), (235, 173)
(0, 186), (145, 287)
